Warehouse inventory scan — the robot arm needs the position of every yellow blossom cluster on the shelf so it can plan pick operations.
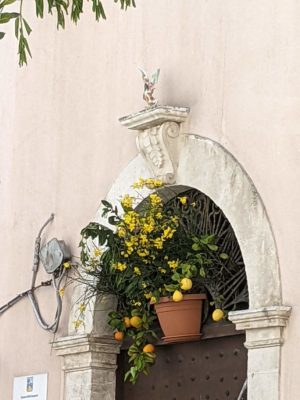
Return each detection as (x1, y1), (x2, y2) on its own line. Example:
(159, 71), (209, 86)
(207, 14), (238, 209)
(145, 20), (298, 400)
(149, 193), (162, 207)
(73, 319), (83, 329)
(134, 267), (141, 275)
(178, 196), (187, 205)
(168, 260), (179, 269)
(158, 267), (167, 274)
(123, 211), (139, 232)
(121, 194), (134, 209)
(109, 179), (182, 275)
(133, 177), (163, 189)
(93, 247), (102, 257)
(125, 236), (139, 255)
(117, 226), (126, 237)
(162, 226), (176, 240)
(142, 217), (155, 234)
(79, 303), (86, 313)
(113, 262), (127, 271)
(137, 248), (150, 257)
(153, 237), (163, 249)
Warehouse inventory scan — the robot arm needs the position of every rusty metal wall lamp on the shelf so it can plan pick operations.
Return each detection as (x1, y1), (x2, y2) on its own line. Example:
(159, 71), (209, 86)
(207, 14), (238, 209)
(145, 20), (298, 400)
(0, 214), (70, 333)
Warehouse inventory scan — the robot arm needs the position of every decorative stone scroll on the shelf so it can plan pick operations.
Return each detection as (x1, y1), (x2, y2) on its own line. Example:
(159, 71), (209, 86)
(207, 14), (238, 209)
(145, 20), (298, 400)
(119, 106), (189, 183)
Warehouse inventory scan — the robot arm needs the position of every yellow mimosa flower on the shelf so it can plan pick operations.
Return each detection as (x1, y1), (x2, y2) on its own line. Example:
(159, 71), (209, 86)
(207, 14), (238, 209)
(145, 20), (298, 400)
(168, 260), (179, 269)
(149, 193), (162, 206)
(93, 248), (102, 257)
(79, 304), (86, 313)
(73, 319), (82, 329)
(134, 267), (141, 275)
(121, 194), (134, 209)
(178, 196), (187, 205)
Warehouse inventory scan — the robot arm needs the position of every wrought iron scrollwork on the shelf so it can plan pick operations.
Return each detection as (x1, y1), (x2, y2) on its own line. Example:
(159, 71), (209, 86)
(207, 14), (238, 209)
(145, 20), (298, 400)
(160, 185), (249, 312)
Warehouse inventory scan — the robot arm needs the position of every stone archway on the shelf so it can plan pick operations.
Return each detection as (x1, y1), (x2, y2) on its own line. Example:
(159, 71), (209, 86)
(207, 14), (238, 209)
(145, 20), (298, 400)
(176, 134), (291, 400)
(54, 108), (291, 400)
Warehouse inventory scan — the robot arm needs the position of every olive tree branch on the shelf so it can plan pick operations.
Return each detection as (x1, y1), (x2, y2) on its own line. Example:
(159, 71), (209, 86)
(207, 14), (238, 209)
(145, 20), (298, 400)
(0, 0), (136, 66)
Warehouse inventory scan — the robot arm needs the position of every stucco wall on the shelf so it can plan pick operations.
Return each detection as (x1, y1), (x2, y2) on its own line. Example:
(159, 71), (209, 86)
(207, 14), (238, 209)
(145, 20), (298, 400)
(0, 1), (299, 398)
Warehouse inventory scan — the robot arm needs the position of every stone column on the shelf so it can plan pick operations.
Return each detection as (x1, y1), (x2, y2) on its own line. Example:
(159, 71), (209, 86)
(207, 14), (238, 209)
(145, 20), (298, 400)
(119, 105), (190, 183)
(229, 306), (291, 400)
(53, 335), (119, 400)
(53, 295), (120, 400)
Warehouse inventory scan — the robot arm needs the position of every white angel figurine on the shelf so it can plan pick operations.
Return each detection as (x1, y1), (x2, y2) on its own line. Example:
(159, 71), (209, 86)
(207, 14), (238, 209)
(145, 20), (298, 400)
(139, 68), (160, 108)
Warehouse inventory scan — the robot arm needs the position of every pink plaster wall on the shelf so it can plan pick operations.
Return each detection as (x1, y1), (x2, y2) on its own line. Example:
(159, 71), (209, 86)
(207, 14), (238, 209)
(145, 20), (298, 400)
(0, 1), (299, 398)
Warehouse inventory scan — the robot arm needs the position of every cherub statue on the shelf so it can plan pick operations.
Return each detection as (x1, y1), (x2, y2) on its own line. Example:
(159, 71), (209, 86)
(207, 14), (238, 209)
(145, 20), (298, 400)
(139, 68), (160, 108)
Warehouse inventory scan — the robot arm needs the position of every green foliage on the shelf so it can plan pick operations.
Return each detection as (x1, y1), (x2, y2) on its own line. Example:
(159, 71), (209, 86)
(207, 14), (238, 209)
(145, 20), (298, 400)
(0, 0), (136, 66)
(77, 178), (231, 383)
(108, 306), (158, 383)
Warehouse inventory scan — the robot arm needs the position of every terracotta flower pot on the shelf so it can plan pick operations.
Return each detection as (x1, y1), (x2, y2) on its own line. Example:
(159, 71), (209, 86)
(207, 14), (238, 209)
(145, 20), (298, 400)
(154, 293), (207, 343)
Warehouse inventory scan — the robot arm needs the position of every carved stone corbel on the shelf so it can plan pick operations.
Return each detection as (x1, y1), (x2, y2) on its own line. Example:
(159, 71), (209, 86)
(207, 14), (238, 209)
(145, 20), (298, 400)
(119, 106), (190, 183)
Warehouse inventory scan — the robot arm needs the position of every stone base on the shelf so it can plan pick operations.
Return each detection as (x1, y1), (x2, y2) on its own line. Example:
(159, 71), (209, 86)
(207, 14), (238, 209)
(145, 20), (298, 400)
(53, 334), (120, 400)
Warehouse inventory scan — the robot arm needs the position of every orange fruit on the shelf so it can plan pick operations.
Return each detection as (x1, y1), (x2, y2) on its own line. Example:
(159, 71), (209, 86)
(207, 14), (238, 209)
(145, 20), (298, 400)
(172, 290), (183, 302)
(143, 344), (155, 353)
(124, 316), (131, 328)
(114, 331), (124, 341)
(130, 316), (142, 328)
(212, 309), (224, 322)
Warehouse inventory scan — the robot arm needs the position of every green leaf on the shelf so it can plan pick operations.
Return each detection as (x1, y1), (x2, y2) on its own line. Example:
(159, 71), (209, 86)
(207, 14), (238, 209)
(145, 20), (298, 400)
(22, 36), (32, 58)
(164, 284), (178, 292)
(0, 0), (18, 7)
(207, 244), (218, 251)
(192, 243), (200, 251)
(109, 318), (121, 329)
(108, 215), (118, 225)
(220, 253), (229, 260)
(0, 31), (5, 39)
(23, 19), (32, 35)
(171, 272), (180, 282)
(108, 311), (120, 319)
(131, 309), (141, 317)
(14, 16), (19, 38)
(199, 267), (206, 278)
(101, 200), (112, 208)
(35, 0), (44, 18)
(0, 12), (19, 24)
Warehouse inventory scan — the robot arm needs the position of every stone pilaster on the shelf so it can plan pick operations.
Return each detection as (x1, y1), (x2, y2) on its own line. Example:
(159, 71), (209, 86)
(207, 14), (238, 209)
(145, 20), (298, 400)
(53, 334), (120, 400)
(229, 306), (291, 400)
(119, 106), (189, 183)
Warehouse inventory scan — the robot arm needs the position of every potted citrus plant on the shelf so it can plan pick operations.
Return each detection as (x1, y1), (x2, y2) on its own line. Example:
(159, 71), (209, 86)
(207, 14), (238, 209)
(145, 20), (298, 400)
(78, 178), (231, 383)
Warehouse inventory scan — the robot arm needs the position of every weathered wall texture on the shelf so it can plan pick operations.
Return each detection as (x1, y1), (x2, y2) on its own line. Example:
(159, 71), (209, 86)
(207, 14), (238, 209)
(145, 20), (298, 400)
(0, 1), (299, 399)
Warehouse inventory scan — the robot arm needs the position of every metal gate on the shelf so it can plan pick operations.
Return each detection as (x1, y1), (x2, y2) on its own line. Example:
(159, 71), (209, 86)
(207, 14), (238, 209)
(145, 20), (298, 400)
(116, 322), (247, 400)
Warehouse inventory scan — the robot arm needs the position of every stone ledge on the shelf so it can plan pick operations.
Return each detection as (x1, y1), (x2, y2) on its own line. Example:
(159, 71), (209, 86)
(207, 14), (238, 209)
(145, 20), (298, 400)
(229, 306), (292, 349)
(52, 334), (120, 357)
(228, 306), (292, 330)
(119, 105), (190, 130)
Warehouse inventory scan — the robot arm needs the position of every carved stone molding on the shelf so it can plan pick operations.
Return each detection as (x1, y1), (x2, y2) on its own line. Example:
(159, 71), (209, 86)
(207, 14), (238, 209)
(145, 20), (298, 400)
(229, 306), (292, 400)
(229, 306), (292, 349)
(53, 335), (120, 400)
(119, 106), (189, 183)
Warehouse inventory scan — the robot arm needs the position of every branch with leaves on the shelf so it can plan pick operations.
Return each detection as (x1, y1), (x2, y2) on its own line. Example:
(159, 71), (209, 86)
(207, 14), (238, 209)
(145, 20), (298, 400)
(0, 0), (136, 66)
